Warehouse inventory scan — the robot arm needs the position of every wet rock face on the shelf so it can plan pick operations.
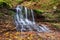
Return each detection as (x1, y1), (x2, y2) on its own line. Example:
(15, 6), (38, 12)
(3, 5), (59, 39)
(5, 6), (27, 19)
(34, 14), (45, 21)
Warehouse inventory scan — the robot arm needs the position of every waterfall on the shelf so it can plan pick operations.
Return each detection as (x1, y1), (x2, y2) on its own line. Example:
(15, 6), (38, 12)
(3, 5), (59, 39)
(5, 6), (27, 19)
(31, 9), (35, 24)
(14, 5), (50, 32)
(25, 7), (28, 19)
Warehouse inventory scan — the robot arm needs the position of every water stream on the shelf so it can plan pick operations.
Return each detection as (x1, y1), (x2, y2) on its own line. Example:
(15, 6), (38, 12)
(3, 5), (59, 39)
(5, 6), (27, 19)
(14, 5), (50, 32)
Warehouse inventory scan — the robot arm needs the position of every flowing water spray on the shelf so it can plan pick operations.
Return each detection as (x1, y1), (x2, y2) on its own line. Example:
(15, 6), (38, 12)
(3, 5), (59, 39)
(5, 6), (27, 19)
(14, 5), (50, 32)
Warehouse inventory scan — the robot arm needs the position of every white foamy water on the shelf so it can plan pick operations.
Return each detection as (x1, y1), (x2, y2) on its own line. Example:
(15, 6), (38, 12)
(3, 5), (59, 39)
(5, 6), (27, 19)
(14, 5), (50, 32)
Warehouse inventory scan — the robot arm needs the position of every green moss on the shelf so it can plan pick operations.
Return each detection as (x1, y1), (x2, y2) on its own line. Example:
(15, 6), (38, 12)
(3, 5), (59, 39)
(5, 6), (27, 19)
(34, 9), (44, 14)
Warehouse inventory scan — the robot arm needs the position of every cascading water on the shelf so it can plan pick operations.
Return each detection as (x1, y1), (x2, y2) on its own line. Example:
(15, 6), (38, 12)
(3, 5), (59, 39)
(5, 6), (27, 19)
(14, 5), (50, 32)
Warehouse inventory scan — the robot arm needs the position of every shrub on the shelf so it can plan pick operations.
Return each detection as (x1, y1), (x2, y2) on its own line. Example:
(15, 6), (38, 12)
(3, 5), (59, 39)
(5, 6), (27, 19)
(0, 0), (23, 8)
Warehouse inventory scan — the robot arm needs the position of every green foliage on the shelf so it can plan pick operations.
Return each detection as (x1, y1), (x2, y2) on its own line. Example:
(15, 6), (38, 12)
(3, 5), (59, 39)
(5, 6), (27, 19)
(41, 4), (48, 9)
(50, 0), (60, 4)
(51, 23), (60, 30)
(0, 0), (23, 8)
(0, 0), (12, 8)
(56, 13), (60, 21)
(43, 13), (59, 22)
(31, 0), (40, 2)
(8, 10), (15, 16)
(0, 2), (4, 7)
(0, 10), (15, 17)
(44, 13), (56, 19)
(16, 0), (23, 4)
(0, 13), (4, 17)
(40, 0), (60, 10)
(0, 2), (10, 8)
